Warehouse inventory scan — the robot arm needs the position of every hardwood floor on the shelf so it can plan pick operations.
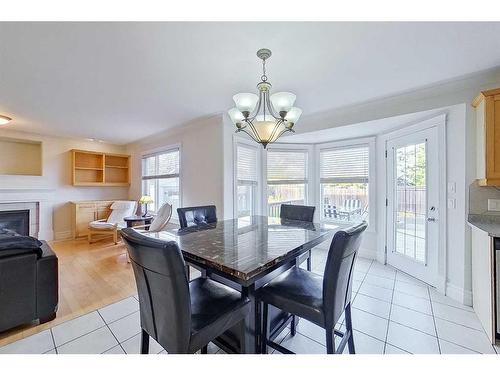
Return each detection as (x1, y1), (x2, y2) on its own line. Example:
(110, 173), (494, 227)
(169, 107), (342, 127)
(0, 237), (137, 347)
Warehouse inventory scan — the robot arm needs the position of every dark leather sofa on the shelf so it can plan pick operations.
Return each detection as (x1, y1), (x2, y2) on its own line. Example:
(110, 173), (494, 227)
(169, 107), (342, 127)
(0, 240), (58, 332)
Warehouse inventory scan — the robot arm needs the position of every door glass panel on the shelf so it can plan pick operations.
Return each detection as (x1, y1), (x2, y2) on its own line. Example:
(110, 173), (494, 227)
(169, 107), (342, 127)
(394, 142), (426, 263)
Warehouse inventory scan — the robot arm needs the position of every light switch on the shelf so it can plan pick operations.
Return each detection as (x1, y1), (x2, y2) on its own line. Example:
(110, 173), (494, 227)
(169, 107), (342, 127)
(447, 198), (456, 209)
(447, 182), (456, 193)
(488, 199), (500, 211)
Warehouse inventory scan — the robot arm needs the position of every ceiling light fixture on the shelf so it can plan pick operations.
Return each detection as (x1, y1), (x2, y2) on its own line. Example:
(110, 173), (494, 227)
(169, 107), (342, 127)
(227, 49), (302, 148)
(0, 115), (12, 125)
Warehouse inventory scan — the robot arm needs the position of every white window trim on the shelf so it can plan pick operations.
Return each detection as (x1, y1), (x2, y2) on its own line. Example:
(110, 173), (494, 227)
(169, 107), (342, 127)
(315, 137), (376, 232)
(264, 143), (314, 219)
(141, 143), (182, 222)
(233, 136), (262, 218)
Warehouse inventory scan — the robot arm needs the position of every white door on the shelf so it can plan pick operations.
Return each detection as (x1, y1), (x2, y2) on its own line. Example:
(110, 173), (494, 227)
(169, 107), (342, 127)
(386, 127), (439, 286)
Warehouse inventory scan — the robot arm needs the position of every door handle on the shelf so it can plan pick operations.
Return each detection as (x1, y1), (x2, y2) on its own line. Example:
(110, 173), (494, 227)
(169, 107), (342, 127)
(427, 217), (437, 222)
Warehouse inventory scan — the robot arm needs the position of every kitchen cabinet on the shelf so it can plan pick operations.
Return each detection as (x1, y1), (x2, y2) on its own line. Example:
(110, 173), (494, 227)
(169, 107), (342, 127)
(473, 88), (500, 186)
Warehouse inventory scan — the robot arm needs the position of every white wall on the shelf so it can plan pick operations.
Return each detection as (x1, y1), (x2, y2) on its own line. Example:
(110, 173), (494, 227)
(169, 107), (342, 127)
(127, 114), (227, 215)
(0, 129), (129, 240)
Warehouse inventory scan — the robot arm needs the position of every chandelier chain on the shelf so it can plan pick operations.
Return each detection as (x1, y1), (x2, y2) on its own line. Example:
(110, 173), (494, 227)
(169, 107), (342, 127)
(261, 59), (267, 82)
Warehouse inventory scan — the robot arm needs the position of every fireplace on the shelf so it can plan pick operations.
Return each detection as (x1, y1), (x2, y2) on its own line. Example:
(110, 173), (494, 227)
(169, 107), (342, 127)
(0, 210), (30, 236)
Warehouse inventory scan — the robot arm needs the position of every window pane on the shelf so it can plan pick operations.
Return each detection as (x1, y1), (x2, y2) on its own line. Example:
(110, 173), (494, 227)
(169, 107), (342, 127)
(267, 150), (307, 182)
(237, 144), (258, 217)
(320, 146), (368, 183)
(158, 177), (180, 212)
(320, 183), (368, 223)
(237, 145), (258, 182)
(237, 185), (254, 218)
(143, 179), (157, 212)
(158, 151), (180, 175)
(267, 184), (305, 217)
(143, 156), (156, 177)
(393, 142), (426, 263)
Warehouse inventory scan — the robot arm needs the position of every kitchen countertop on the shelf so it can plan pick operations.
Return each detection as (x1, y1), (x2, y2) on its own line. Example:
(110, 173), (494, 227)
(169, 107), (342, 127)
(468, 214), (500, 237)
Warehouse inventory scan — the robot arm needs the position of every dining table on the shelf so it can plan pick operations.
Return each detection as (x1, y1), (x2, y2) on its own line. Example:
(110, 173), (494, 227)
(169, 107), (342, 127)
(141, 215), (349, 354)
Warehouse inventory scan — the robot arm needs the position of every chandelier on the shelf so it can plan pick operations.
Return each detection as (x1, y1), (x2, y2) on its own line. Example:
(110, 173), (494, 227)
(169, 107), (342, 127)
(227, 48), (302, 148)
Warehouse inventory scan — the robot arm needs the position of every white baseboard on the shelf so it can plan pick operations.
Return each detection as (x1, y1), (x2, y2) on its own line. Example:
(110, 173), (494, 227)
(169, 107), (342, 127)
(53, 230), (72, 241)
(446, 282), (473, 307)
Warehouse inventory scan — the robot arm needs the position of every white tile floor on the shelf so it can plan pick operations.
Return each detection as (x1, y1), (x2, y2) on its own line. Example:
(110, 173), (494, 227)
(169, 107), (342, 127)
(1, 255), (499, 354)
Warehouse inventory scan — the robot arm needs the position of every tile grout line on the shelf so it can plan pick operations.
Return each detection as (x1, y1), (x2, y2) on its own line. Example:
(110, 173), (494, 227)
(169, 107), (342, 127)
(49, 327), (58, 354)
(427, 286), (441, 354)
(382, 270), (397, 354)
(97, 310), (127, 354)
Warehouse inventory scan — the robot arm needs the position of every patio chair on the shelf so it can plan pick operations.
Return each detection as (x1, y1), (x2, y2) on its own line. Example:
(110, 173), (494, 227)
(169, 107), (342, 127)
(88, 200), (137, 244)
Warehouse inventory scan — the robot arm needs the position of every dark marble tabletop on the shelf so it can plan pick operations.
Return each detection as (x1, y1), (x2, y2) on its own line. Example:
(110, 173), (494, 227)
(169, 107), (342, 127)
(142, 215), (349, 283)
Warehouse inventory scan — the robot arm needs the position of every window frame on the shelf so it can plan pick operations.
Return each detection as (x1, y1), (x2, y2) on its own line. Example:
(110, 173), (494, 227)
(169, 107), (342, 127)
(141, 143), (182, 222)
(264, 143), (314, 219)
(315, 138), (375, 231)
(233, 137), (262, 219)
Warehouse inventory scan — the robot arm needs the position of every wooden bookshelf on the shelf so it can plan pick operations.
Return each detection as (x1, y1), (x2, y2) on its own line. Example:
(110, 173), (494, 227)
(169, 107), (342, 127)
(71, 149), (130, 186)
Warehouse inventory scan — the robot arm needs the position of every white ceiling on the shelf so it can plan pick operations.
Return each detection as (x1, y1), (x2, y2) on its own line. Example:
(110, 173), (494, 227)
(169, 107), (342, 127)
(1, 22), (500, 144)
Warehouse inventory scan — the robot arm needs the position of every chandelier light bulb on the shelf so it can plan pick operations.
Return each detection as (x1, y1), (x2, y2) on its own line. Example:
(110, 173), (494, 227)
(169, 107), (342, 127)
(228, 108), (245, 125)
(285, 107), (302, 125)
(270, 92), (296, 114)
(232, 93), (259, 114)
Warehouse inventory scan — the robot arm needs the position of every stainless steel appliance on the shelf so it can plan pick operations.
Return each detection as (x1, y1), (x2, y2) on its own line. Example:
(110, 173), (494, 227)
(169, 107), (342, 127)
(495, 238), (500, 338)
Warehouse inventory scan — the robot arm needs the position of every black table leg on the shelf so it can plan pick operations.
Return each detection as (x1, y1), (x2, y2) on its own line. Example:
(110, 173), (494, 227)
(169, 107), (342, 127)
(241, 285), (258, 354)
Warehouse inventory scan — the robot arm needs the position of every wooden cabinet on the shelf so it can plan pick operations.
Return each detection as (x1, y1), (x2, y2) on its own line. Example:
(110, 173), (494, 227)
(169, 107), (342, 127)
(71, 149), (130, 186)
(473, 88), (500, 186)
(71, 200), (116, 238)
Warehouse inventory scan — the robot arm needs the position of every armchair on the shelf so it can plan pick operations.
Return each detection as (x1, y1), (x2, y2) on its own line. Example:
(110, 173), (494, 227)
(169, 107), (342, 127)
(88, 200), (137, 244)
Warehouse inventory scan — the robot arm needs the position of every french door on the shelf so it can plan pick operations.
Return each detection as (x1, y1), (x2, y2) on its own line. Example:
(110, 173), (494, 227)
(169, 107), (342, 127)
(386, 127), (439, 286)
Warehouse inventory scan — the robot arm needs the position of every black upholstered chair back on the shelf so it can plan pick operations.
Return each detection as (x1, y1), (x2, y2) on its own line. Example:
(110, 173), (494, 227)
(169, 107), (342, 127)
(121, 228), (191, 353)
(177, 205), (217, 229)
(280, 204), (315, 222)
(322, 221), (367, 328)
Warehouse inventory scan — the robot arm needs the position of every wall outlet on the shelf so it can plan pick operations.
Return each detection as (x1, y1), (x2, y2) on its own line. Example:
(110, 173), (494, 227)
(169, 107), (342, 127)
(487, 199), (500, 211)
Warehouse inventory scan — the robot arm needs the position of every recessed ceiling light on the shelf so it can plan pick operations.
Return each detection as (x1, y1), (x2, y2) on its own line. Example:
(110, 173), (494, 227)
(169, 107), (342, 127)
(0, 115), (12, 125)
(85, 138), (95, 142)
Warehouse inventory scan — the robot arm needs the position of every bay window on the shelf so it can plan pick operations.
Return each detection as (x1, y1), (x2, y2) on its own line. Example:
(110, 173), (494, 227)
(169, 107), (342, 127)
(319, 145), (369, 223)
(142, 147), (181, 214)
(267, 149), (308, 217)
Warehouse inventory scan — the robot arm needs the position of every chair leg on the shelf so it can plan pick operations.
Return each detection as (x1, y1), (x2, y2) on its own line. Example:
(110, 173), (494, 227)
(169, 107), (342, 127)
(290, 315), (296, 336)
(185, 265), (191, 280)
(307, 250), (312, 271)
(344, 303), (356, 354)
(201, 345), (208, 354)
(113, 229), (118, 244)
(88, 232), (92, 244)
(325, 328), (335, 354)
(141, 329), (150, 354)
(261, 302), (269, 354)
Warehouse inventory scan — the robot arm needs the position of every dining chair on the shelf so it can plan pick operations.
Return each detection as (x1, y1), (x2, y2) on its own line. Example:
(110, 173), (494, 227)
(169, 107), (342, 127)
(257, 221), (368, 354)
(280, 204), (315, 271)
(177, 205), (217, 229)
(121, 228), (250, 354)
